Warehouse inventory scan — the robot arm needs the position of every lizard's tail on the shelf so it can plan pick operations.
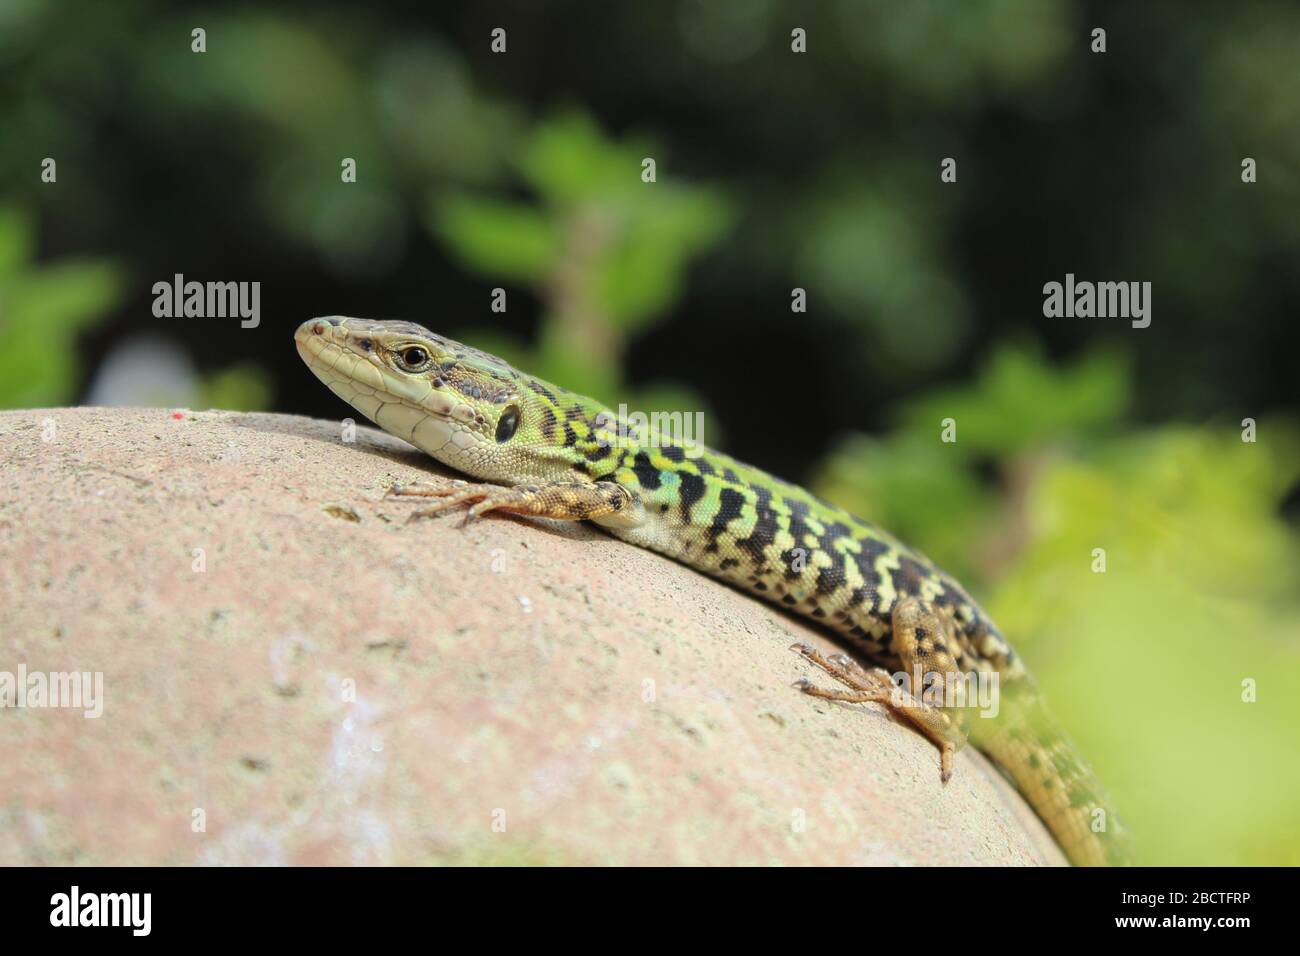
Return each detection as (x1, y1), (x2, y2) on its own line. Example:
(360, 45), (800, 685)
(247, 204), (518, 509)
(971, 681), (1133, 866)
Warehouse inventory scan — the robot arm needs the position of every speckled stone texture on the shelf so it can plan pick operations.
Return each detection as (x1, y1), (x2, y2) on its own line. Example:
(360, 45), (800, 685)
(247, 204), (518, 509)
(0, 407), (1065, 865)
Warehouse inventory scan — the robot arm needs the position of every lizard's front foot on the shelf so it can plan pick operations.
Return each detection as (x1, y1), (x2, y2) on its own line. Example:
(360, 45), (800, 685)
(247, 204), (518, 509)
(391, 479), (637, 524)
(391, 481), (530, 523)
(386, 478), (467, 500)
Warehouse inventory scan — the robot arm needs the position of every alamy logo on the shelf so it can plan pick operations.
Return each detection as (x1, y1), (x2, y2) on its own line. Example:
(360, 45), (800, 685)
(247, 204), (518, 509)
(1043, 273), (1151, 328)
(0, 664), (103, 718)
(594, 404), (706, 459)
(50, 886), (151, 936)
(152, 273), (260, 327)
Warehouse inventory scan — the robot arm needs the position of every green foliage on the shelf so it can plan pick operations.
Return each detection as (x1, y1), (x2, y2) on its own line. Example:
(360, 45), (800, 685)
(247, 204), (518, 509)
(0, 207), (272, 412)
(433, 111), (731, 415)
(815, 345), (1131, 581)
(814, 345), (1300, 864)
(516, 112), (731, 333)
(434, 112), (731, 340)
(898, 344), (1131, 457)
(436, 198), (559, 282)
(992, 425), (1300, 865)
(0, 207), (122, 408)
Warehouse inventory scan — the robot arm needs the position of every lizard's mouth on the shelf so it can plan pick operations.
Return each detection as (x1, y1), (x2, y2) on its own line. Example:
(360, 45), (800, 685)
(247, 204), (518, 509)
(294, 316), (469, 454)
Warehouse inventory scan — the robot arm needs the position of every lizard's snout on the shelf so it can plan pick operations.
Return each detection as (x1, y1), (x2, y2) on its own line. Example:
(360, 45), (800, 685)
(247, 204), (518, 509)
(298, 316), (341, 335)
(295, 317), (347, 347)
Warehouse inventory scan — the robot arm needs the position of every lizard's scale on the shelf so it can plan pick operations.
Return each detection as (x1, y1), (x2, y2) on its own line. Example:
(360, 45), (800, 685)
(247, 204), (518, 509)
(296, 316), (1131, 866)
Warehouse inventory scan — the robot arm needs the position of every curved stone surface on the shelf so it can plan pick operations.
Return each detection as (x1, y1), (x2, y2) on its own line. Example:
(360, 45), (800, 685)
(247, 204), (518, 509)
(0, 407), (1065, 866)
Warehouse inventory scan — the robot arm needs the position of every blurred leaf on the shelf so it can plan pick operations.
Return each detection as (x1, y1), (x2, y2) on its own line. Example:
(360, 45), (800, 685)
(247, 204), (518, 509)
(519, 111), (648, 206)
(0, 205), (33, 275)
(434, 110), (730, 329)
(150, 15), (366, 136)
(433, 197), (560, 281)
(899, 344), (1131, 456)
(596, 191), (731, 330)
(0, 208), (122, 407)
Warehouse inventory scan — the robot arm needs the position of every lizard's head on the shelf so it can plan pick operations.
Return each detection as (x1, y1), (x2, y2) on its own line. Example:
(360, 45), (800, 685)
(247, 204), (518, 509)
(295, 316), (604, 483)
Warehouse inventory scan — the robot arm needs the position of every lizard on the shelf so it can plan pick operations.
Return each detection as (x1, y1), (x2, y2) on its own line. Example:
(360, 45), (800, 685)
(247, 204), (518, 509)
(295, 315), (1132, 866)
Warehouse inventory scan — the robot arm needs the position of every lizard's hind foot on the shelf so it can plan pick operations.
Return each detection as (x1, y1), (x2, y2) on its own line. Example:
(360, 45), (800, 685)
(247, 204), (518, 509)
(790, 643), (899, 697)
(789, 642), (963, 784)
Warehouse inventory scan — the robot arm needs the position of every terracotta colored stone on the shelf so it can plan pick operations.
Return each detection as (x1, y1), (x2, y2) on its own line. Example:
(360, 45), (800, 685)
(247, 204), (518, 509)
(0, 407), (1065, 865)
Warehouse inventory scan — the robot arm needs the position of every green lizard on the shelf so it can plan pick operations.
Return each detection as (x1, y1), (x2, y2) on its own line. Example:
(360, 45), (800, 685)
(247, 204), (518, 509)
(295, 315), (1132, 866)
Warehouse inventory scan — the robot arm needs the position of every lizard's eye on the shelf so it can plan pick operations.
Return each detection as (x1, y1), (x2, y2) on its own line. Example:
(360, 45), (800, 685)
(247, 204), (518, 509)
(495, 405), (520, 443)
(395, 345), (432, 372)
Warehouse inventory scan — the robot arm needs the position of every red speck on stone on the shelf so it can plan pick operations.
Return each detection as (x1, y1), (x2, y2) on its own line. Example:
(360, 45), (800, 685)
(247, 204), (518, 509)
(172, 412), (184, 420)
